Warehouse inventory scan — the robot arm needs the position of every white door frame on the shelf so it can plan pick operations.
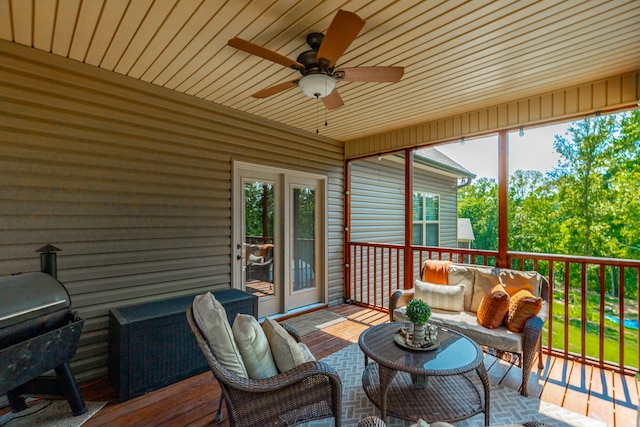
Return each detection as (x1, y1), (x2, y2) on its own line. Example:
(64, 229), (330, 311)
(232, 160), (328, 316)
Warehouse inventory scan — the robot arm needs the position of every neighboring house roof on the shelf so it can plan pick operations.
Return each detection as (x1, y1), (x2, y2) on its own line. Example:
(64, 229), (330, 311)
(414, 147), (476, 179)
(457, 218), (475, 242)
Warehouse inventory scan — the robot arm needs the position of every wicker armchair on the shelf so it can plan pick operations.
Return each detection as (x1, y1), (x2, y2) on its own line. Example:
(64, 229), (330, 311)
(186, 305), (342, 426)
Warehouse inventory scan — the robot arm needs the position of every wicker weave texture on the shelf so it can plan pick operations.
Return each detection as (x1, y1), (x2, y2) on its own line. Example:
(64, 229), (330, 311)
(186, 305), (342, 426)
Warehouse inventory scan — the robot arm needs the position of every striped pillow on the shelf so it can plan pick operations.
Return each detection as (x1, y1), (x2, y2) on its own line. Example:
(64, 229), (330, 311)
(414, 280), (465, 312)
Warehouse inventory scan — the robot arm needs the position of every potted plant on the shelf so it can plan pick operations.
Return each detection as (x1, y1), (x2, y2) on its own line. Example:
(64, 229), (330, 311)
(405, 299), (431, 345)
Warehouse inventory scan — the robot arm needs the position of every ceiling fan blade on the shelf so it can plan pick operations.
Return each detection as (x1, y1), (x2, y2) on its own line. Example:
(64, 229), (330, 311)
(251, 80), (299, 98)
(334, 67), (404, 82)
(322, 89), (344, 110)
(228, 38), (304, 70)
(316, 10), (365, 68)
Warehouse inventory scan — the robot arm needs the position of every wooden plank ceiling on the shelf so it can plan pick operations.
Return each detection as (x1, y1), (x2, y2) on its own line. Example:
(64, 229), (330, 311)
(1, 0), (639, 141)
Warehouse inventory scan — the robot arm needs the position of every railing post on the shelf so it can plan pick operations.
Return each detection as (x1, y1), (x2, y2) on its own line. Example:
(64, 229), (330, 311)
(497, 130), (509, 268)
(404, 148), (414, 289)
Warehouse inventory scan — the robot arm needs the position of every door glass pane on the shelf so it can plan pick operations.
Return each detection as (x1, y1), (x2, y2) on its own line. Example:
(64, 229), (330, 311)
(244, 181), (275, 298)
(292, 187), (315, 292)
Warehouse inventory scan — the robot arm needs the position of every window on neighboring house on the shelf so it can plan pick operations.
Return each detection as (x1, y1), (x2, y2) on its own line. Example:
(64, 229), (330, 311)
(412, 192), (440, 246)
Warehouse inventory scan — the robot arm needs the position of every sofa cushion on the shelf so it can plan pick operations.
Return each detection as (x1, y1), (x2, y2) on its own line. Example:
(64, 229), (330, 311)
(394, 307), (523, 353)
(499, 269), (540, 297)
(448, 264), (475, 311)
(415, 280), (465, 312)
(262, 317), (306, 372)
(470, 266), (501, 312)
(193, 293), (248, 378)
(232, 314), (278, 379)
(477, 284), (511, 329)
(505, 289), (543, 332)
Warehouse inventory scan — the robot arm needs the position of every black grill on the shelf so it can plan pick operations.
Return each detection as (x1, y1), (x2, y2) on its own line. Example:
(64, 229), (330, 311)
(0, 249), (87, 416)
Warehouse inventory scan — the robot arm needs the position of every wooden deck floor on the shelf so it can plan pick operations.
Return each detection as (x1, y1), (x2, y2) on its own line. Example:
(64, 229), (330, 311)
(75, 304), (638, 426)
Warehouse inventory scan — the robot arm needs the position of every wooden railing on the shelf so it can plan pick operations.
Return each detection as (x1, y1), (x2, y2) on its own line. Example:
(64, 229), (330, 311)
(346, 242), (640, 374)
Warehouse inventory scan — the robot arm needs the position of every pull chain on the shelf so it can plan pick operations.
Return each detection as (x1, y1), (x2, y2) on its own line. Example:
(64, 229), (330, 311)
(315, 95), (320, 133)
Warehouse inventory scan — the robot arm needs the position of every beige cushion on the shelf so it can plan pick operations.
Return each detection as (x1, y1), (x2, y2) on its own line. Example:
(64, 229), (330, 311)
(394, 307), (524, 353)
(232, 314), (278, 379)
(414, 280), (465, 312)
(193, 293), (248, 378)
(470, 266), (500, 312)
(499, 269), (540, 297)
(262, 317), (306, 372)
(448, 264), (475, 311)
(298, 342), (316, 362)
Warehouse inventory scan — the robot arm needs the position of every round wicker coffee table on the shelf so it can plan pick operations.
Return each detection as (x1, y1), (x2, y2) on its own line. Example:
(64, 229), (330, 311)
(358, 322), (490, 424)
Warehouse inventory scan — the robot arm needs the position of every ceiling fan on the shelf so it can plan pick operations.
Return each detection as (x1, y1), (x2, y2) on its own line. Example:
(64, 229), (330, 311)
(228, 9), (404, 110)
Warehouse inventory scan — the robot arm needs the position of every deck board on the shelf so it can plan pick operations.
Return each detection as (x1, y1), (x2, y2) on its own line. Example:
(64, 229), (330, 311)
(13, 304), (635, 427)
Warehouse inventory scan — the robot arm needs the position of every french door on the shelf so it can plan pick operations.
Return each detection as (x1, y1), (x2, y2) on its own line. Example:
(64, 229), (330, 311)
(233, 162), (326, 318)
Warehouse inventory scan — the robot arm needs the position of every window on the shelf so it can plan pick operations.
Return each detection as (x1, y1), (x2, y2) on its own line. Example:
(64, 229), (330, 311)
(412, 192), (440, 246)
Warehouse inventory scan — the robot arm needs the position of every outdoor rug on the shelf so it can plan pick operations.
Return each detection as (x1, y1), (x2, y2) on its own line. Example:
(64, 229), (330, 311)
(284, 310), (348, 336)
(0, 399), (106, 427)
(304, 343), (606, 427)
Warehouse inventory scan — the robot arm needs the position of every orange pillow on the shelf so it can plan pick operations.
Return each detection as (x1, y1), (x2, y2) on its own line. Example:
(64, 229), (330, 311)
(505, 289), (542, 332)
(477, 284), (510, 329)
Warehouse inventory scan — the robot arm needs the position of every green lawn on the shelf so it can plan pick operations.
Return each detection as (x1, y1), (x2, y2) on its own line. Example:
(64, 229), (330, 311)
(543, 291), (639, 369)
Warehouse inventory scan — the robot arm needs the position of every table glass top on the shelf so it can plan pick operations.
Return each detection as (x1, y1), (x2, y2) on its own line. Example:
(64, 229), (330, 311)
(359, 322), (482, 374)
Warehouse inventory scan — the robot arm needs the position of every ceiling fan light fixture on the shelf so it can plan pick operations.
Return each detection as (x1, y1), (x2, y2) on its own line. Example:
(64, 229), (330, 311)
(298, 74), (336, 98)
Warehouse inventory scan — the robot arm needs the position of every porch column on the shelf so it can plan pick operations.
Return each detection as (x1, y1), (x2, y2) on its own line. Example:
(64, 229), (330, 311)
(404, 149), (414, 289)
(497, 130), (509, 268)
(344, 160), (352, 300)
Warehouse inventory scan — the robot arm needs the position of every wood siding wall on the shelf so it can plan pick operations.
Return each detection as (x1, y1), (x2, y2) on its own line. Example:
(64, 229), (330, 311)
(0, 40), (344, 381)
(350, 156), (458, 248)
(346, 71), (640, 159)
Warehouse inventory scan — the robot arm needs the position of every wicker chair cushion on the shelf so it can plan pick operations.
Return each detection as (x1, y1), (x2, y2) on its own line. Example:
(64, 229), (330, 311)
(414, 280), (465, 312)
(193, 293), (248, 378)
(262, 317), (307, 372)
(232, 314), (278, 379)
(477, 284), (511, 329)
(505, 289), (543, 332)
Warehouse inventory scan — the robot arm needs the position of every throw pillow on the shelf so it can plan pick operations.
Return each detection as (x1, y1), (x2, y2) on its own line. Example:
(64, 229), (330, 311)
(505, 289), (543, 332)
(262, 317), (306, 372)
(232, 314), (278, 379)
(470, 267), (500, 312)
(193, 293), (248, 378)
(414, 280), (465, 312)
(499, 269), (539, 297)
(477, 284), (510, 329)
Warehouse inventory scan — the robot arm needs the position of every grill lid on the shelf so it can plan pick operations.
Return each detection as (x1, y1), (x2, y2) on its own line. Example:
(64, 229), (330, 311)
(0, 272), (70, 329)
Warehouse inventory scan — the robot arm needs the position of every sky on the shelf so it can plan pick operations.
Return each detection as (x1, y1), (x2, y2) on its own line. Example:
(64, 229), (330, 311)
(437, 123), (570, 180)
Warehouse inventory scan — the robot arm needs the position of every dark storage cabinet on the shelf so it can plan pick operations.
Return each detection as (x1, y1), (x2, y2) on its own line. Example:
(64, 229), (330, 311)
(109, 289), (257, 402)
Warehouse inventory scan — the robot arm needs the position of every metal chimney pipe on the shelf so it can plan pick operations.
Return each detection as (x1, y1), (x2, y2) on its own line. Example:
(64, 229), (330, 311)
(36, 244), (61, 278)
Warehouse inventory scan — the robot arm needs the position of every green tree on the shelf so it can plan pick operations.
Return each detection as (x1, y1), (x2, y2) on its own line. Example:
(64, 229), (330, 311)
(508, 170), (560, 254)
(458, 177), (498, 250)
(552, 115), (619, 257)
